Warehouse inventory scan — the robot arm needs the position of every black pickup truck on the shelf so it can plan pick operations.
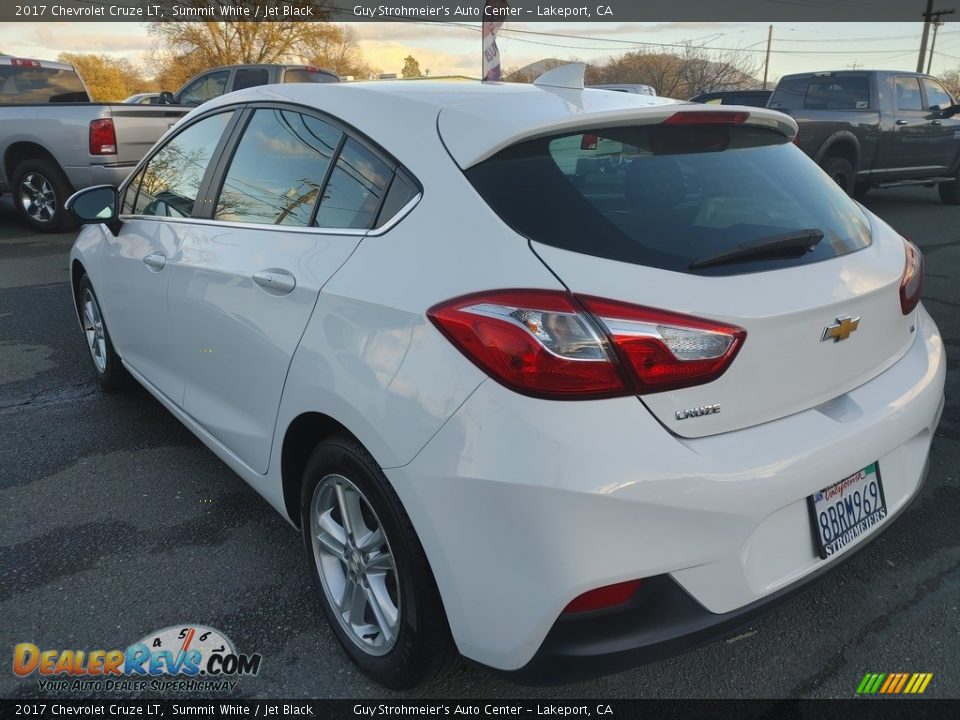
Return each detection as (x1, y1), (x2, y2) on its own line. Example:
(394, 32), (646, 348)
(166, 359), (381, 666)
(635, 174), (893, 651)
(768, 70), (960, 203)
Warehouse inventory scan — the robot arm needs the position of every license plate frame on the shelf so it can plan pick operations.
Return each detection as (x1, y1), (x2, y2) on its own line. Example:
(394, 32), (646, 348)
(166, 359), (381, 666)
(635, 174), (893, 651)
(807, 462), (888, 560)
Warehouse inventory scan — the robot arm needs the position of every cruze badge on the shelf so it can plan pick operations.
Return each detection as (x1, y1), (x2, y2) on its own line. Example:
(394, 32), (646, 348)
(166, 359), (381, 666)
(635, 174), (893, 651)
(676, 404), (720, 421)
(821, 315), (861, 343)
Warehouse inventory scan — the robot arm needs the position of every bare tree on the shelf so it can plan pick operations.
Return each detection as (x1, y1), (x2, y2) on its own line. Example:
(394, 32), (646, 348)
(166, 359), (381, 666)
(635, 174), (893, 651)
(303, 25), (376, 79)
(941, 67), (960, 102)
(146, 2), (375, 88)
(582, 44), (760, 98)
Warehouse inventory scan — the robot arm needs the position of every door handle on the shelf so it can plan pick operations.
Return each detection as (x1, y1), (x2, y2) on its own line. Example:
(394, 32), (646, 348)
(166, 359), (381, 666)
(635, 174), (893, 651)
(143, 252), (166, 272)
(931, 119), (943, 126)
(252, 269), (296, 296)
(895, 119), (909, 126)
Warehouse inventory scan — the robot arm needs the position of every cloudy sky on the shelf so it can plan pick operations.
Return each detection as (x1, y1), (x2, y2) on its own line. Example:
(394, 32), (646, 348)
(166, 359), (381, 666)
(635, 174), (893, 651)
(1, 21), (959, 82)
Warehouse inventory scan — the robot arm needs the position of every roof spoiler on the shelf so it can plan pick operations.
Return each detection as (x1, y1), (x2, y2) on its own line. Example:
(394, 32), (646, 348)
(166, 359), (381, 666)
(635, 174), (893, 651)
(533, 63), (586, 91)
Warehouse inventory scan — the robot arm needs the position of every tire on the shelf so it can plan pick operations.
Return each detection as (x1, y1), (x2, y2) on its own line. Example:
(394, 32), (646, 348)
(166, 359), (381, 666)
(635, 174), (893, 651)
(300, 434), (455, 689)
(820, 156), (856, 196)
(11, 158), (76, 232)
(939, 177), (960, 205)
(853, 181), (872, 199)
(76, 275), (128, 391)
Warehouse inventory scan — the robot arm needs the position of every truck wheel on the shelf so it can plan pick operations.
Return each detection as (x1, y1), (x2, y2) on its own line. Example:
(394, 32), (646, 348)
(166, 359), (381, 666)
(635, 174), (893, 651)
(820, 157), (855, 196)
(11, 158), (75, 232)
(939, 178), (960, 205)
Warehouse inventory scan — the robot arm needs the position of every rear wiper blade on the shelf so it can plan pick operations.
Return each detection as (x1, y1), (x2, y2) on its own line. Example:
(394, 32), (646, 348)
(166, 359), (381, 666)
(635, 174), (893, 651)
(690, 229), (825, 270)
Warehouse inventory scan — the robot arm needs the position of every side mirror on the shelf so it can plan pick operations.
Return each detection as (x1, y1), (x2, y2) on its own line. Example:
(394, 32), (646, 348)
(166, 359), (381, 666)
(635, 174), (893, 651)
(66, 185), (121, 236)
(158, 91), (175, 105)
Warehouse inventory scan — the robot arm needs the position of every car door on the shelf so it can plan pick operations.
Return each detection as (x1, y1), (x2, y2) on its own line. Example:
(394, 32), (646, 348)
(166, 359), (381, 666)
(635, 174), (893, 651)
(99, 110), (236, 403)
(883, 75), (939, 176)
(921, 77), (960, 174)
(165, 105), (395, 474)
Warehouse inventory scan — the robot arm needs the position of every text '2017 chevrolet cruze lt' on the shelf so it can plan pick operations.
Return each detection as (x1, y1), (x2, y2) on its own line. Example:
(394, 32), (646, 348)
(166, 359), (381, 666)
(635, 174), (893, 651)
(67, 65), (945, 688)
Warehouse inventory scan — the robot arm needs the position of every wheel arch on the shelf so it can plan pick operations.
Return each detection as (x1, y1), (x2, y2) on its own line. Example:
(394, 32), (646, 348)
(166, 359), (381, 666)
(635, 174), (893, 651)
(70, 259), (87, 324)
(814, 132), (861, 170)
(281, 411), (354, 528)
(4, 141), (63, 184)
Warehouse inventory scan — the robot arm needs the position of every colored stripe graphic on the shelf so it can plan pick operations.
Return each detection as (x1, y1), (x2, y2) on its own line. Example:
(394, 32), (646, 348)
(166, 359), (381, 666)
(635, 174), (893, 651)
(857, 672), (932, 694)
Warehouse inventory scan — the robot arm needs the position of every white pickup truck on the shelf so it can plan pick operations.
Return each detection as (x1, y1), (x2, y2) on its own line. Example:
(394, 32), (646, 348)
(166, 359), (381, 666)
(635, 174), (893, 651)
(0, 56), (188, 231)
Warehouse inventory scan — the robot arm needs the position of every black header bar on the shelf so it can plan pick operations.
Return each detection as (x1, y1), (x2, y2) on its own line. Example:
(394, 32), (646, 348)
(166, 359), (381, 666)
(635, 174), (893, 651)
(0, 0), (935, 23)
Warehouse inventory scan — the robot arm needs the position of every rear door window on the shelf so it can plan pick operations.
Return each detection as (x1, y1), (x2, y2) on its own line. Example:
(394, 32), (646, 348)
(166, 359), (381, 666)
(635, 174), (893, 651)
(770, 75), (870, 111)
(214, 109), (342, 225)
(314, 138), (392, 229)
(895, 77), (924, 111)
(233, 68), (269, 91)
(466, 123), (872, 276)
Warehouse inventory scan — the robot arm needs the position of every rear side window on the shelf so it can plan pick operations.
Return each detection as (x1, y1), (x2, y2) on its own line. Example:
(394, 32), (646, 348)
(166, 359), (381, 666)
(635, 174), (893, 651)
(283, 69), (338, 84)
(215, 109), (342, 225)
(466, 124), (872, 276)
(234, 68), (269, 91)
(0, 66), (88, 103)
(314, 138), (391, 229)
(895, 77), (923, 111)
(770, 75), (870, 111)
(375, 170), (419, 228)
(127, 111), (233, 218)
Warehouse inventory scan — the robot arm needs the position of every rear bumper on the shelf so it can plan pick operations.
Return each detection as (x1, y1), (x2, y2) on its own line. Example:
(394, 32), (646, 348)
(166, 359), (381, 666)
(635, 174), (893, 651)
(509, 459), (929, 685)
(387, 305), (945, 673)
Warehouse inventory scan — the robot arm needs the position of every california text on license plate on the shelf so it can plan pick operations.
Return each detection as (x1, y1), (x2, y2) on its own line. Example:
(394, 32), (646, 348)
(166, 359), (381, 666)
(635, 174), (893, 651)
(808, 462), (888, 559)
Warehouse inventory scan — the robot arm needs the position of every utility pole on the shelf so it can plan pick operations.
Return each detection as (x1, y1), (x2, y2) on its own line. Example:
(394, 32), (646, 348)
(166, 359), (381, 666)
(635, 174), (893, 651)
(918, 1), (955, 72)
(926, 10), (955, 74)
(762, 24), (773, 90)
(919, 0), (934, 72)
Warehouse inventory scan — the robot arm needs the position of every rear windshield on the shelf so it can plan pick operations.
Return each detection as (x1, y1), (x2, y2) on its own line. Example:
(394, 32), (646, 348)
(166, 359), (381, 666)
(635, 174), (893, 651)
(0, 66), (89, 103)
(769, 74), (871, 111)
(283, 69), (338, 84)
(465, 124), (872, 276)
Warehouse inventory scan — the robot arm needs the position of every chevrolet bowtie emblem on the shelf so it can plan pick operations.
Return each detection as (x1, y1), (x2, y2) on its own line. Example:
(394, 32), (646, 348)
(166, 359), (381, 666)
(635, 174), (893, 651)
(821, 315), (861, 342)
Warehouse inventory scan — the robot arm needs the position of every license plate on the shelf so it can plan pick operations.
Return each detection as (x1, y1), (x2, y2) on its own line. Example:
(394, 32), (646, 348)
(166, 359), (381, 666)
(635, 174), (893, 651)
(808, 462), (888, 559)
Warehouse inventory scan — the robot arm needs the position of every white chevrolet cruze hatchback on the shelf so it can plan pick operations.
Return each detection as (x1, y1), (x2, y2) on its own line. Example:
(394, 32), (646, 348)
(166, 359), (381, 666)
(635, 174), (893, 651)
(67, 66), (945, 688)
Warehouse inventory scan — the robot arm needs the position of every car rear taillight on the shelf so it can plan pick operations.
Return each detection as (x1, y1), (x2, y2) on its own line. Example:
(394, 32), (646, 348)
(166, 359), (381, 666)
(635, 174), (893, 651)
(580, 134), (598, 150)
(900, 240), (924, 315)
(428, 290), (746, 399)
(664, 110), (749, 125)
(89, 118), (117, 155)
(581, 297), (746, 393)
(427, 290), (627, 400)
(563, 580), (642, 614)
(11, 58), (41, 68)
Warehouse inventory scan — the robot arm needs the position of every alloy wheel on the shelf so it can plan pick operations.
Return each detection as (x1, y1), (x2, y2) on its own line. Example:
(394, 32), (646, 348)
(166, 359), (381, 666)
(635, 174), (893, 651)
(19, 172), (56, 224)
(81, 289), (108, 373)
(310, 473), (400, 656)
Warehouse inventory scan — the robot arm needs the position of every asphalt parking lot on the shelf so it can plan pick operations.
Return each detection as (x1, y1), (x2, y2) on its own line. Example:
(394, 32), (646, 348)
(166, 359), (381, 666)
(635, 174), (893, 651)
(1, 187), (958, 700)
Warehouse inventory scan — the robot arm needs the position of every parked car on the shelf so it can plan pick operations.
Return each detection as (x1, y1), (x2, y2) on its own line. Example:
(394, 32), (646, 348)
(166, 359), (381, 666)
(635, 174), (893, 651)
(122, 92), (161, 105)
(66, 71), (944, 688)
(161, 64), (340, 107)
(589, 83), (657, 96)
(0, 56), (188, 231)
(768, 70), (960, 201)
(690, 89), (772, 107)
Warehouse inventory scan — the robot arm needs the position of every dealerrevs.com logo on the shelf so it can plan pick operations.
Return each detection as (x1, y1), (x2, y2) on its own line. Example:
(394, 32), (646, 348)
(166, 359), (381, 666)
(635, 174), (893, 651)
(13, 625), (262, 693)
